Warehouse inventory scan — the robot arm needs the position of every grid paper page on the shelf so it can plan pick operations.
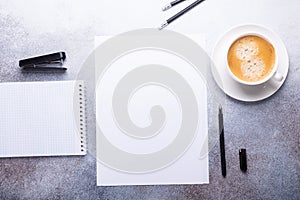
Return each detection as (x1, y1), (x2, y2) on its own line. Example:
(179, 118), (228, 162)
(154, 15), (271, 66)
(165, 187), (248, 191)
(0, 80), (86, 157)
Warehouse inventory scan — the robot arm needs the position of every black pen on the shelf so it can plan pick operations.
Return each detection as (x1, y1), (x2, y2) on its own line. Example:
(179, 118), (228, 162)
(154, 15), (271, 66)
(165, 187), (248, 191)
(159, 0), (205, 30)
(219, 105), (226, 177)
(162, 0), (187, 11)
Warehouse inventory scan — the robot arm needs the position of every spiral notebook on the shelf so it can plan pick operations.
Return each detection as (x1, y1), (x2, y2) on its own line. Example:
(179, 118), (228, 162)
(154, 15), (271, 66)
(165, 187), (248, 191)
(0, 80), (87, 158)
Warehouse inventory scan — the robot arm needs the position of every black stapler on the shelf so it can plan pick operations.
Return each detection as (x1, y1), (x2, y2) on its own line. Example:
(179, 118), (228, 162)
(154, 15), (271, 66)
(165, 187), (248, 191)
(19, 52), (67, 71)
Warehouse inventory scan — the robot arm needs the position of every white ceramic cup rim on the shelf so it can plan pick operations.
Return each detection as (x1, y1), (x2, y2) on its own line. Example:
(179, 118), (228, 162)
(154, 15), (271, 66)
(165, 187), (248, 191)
(226, 33), (279, 86)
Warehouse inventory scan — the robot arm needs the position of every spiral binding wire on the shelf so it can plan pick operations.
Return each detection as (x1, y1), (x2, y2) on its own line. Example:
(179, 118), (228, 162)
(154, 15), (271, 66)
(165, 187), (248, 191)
(78, 82), (87, 153)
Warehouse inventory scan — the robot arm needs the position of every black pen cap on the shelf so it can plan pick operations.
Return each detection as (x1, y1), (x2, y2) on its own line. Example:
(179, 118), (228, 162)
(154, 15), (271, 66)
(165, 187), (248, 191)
(239, 149), (247, 172)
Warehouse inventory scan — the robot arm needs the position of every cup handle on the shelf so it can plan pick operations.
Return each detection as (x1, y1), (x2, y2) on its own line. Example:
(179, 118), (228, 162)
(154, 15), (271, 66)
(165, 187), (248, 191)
(273, 71), (283, 82)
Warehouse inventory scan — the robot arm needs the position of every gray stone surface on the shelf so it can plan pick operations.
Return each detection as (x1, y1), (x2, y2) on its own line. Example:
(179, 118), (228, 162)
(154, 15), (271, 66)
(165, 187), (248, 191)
(0, 0), (299, 199)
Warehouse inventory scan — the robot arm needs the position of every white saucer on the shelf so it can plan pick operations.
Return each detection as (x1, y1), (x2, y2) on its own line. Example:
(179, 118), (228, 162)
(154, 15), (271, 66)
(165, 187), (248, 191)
(211, 24), (289, 102)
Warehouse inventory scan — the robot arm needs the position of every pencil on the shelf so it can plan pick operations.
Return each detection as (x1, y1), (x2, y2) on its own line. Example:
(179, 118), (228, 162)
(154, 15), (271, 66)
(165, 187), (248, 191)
(162, 0), (188, 11)
(159, 0), (205, 30)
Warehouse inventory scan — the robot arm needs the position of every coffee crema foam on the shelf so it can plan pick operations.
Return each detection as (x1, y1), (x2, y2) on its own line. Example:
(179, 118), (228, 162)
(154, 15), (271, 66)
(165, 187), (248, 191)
(227, 35), (275, 82)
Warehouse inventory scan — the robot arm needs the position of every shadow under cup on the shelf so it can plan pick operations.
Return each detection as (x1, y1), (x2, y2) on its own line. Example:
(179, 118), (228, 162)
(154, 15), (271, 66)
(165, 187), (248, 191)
(226, 33), (282, 86)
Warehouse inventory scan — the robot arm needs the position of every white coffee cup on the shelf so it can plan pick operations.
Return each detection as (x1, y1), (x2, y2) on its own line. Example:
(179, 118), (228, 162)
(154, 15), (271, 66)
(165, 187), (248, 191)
(226, 33), (283, 86)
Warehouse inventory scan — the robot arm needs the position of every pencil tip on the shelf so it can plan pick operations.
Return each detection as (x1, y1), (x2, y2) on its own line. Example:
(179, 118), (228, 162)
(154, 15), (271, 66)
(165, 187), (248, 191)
(158, 22), (168, 30)
(162, 3), (172, 11)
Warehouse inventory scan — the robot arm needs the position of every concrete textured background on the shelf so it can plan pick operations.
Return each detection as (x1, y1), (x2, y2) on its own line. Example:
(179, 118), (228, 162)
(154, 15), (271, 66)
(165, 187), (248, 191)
(0, 0), (299, 199)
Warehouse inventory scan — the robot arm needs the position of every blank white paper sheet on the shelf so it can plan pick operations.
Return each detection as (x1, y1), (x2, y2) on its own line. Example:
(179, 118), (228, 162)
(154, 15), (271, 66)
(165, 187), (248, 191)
(96, 34), (209, 186)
